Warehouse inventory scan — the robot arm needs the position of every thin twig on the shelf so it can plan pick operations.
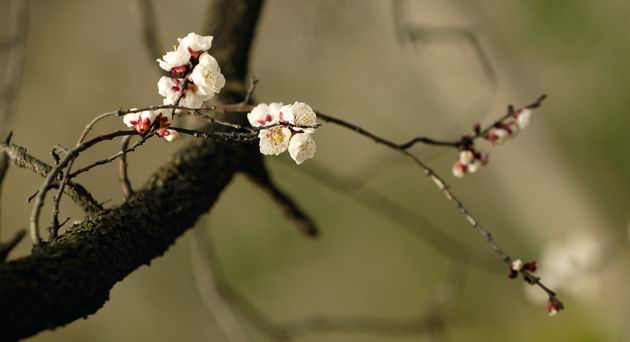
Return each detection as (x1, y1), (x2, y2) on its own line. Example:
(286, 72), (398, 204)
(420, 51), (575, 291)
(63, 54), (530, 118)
(50, 112), (119, 239)
(397, 95), (547, 150)
(170, 127), (258, 143)
(239, 76), (259, 106)
(119, 135), (134, 200)
(243, 158), (318, 237)
(30, 130), (136, 245)
(69, 132), (155, 179)
(315, 96), (563, 311)
(0, 142), (102, 213)
(276, 158), (497, 272)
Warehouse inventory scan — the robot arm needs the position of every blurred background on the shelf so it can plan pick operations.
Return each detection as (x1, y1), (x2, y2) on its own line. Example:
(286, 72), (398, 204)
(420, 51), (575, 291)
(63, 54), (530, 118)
(1, 0), (629, 341)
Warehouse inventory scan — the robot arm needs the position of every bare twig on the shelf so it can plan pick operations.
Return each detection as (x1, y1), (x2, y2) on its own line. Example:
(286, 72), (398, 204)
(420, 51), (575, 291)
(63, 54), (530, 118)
(69, 132), (155, 179)
(0, 142), (102, 213)
(315, 97), (563, 311)
(50, 112), (120, 239)
(276, 158), (497, 272)
(397, 95), (547, 150)
(30, 130), (136, 245)
(118, 135), (134, 199)
(170, 127), (258, 143)
(243, 158), (318, 237)
(240, 76), (259, 106)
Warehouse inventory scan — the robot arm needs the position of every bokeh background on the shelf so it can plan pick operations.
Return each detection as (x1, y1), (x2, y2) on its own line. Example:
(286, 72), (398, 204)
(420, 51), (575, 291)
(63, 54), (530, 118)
(1, 0), (629, 341)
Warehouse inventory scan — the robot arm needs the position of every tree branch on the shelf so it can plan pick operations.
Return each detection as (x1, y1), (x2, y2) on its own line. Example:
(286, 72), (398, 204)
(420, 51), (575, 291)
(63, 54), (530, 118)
(0, 0), (266, 339)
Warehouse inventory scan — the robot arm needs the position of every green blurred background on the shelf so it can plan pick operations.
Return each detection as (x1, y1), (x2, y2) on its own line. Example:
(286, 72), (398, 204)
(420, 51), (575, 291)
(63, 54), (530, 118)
(1, 0), (628, 341)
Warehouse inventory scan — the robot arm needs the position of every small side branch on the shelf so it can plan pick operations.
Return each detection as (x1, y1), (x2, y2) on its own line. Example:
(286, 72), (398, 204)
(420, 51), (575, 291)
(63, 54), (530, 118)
(243, 157), (318, 237)
(397, 95), (547, 150)
(119, 136), (134, 200)
(0, 142), (102, 214)
(30, 130), (136, 245)
(315, 96), (563, 312)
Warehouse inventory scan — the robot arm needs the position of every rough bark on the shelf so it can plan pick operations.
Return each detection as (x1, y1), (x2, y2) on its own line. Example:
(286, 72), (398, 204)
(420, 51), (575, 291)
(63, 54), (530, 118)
(0, 0), (264, 339)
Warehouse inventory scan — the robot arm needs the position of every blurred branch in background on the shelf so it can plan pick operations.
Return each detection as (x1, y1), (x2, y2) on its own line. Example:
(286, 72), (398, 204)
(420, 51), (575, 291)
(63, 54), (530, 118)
(191, 222), (463, 341)
(392, 0), (497, 128)
(276, 158), (498, 272)
(133, 0), (162, 61)
(1, 0), (29, 134)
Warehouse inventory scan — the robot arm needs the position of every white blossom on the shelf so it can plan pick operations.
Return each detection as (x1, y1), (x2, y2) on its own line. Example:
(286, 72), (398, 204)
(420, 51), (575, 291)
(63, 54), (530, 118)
(157, 45), (190, 72)
(459, 150), (474, 164)
(159, 128), (179, 142)
(157, 76), (182, 98)
(190, 53), (225, 97)
(163, 90), (211, 109)
(258, 126), (292, 155)
(288, 133), (317, 165)
(283, 101), (317, 133)
(486, 127), (510, 145)
(247, 102), (283, 127)
(123, 111), (140, 129)
(247, 101), (319, 164)
(511, 259), (524, 271)
(516, 109), (532, 130)
(123, 110), (170, 134)
(179, 33), (213, 54)
(467, 159), (481, 173)
(452, 161), (466, 178)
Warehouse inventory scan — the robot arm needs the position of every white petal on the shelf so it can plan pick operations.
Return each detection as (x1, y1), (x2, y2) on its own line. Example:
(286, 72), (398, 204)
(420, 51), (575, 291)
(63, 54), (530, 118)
(452, 162), (466, 178)
(157, 46), (190, 71)
(123, 112), (140, 128)
(247, 103), (271, 127)
(286, 102), (317, 133)
(258, 127), (291, 155)
(180, 33), (213, 52)
(288, 133), (317, 165)
(190, 53), (225, 96)
(162, 129), (179, 142)
(140, 110), (158, 123)
(467, 160), (481, 173)
(157, 76), (179, 98)
(459, 150), (474, 164)
(517, 109), (532, 129)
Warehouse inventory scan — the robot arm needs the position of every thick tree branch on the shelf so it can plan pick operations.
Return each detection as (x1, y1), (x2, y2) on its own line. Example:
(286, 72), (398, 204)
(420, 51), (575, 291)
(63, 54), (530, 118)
(0, 0), (265, 339)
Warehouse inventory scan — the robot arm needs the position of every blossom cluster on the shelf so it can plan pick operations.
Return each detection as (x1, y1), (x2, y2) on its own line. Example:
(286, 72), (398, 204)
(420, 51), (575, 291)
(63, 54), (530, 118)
(121, 32), (319, 163)
(157, 33), (225, 108)
(484, 108), (532, 145)
(452, 108), (533, 178)
(123, 110), (179, 142)
(451, 149), (488, 178)
(247, 102), (318, 164)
